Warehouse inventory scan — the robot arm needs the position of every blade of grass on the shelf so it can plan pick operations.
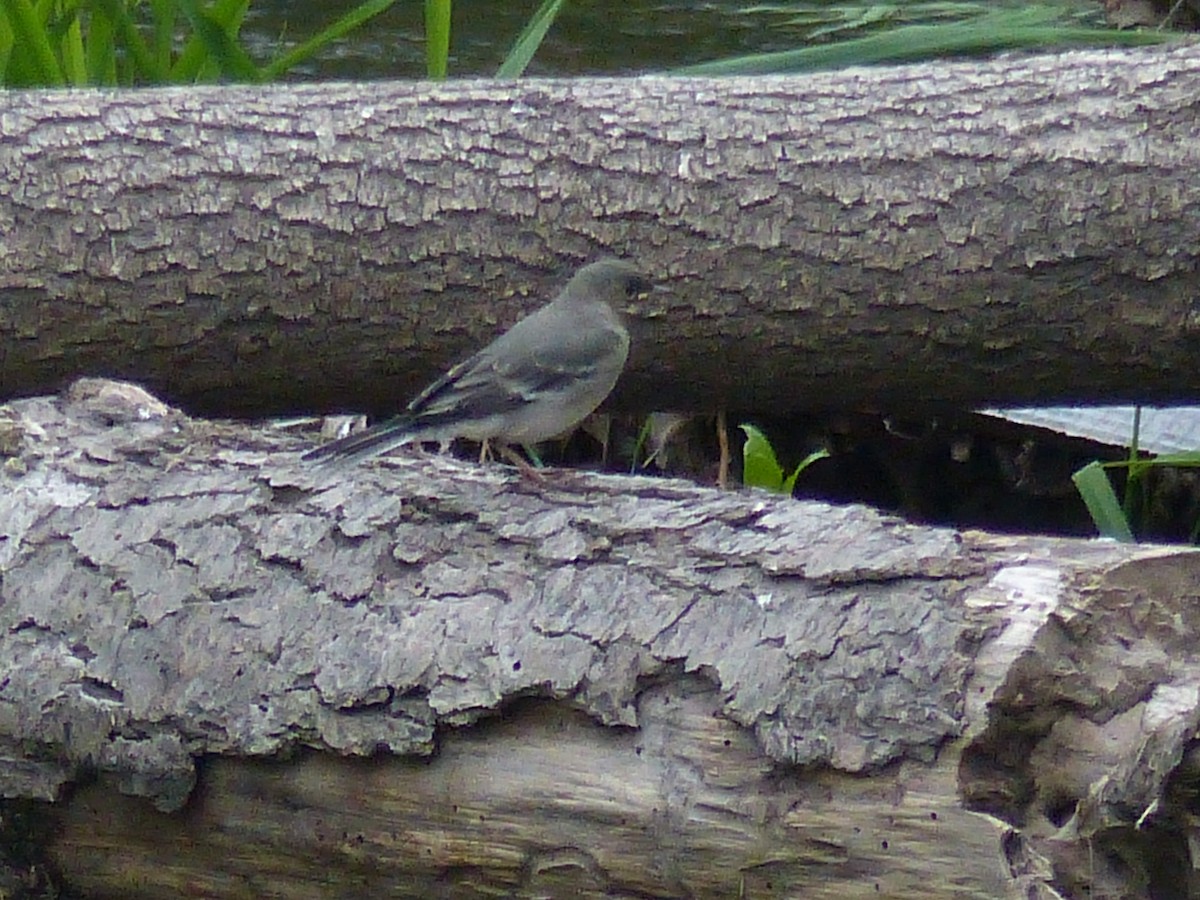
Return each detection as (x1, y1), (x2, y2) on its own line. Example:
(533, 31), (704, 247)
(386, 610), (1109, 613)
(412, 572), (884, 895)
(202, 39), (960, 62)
(782, 449), (830, 494)
(740, 424), (785, 492)
(675, 7), (1171, 76)
(259, 0), (395, 82)
(176, 0), (262, 82)
(5, 0), (65, 85)
(630, 417), (653, 474)
(61, 11), (86, 84)
(424, 0), (449, 79)
(1121, 405), (1142, 522)
(83, 4), (117, 84)
(1073, 460), (1135, 542)
(148, 0), (178, 76)
(1109, 451), (1200, 468)
(496, 0), (566, 79)
(0, 8), (13, 84)
(170, 0), (248, 82)
(95, 0), (166, 82)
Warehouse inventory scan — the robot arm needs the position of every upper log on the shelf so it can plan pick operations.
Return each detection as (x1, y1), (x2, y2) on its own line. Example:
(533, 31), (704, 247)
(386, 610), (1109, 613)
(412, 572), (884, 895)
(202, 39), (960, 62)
(2, 45), (1200, 418)
(2, 380), (1200, 898)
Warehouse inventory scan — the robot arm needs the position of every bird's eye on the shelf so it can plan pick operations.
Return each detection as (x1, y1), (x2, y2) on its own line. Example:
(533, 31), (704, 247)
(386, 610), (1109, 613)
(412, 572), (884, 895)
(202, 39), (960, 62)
(625, 276), (652, 298)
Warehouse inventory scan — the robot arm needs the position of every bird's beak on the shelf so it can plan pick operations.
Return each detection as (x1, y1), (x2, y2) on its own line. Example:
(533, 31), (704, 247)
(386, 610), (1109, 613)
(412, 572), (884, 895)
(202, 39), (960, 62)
(625, 282), (672, 318)
(638, 283), (671, 300)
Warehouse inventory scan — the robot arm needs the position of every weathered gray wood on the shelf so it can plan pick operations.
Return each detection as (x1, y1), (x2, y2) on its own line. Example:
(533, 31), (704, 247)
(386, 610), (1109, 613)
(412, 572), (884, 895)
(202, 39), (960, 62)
(2, 45), (1200, 418)
(1, 380), (1199, 898)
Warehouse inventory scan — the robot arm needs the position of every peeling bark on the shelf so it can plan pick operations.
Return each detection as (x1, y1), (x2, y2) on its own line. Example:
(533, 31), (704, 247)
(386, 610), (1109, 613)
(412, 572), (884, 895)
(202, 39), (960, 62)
(0, 382), (1197, 898)
(2, 46), (1200, 417)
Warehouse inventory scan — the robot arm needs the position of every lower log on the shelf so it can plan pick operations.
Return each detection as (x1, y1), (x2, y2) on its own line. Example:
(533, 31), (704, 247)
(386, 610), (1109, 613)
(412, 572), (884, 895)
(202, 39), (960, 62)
(0, 382), (1197, 899)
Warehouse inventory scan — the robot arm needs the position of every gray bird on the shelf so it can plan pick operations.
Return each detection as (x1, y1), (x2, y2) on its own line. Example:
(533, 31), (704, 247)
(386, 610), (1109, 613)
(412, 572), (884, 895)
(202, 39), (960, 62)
(303, 258), (652, 467)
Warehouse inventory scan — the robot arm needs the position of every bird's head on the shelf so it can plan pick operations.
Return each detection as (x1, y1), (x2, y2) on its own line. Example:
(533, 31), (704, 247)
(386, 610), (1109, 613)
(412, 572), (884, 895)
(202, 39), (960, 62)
(562, 258), (657, 308)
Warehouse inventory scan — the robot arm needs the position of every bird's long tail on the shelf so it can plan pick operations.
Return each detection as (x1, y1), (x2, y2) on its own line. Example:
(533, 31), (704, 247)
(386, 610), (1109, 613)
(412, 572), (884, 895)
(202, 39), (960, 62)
(301, 416), (418, 466)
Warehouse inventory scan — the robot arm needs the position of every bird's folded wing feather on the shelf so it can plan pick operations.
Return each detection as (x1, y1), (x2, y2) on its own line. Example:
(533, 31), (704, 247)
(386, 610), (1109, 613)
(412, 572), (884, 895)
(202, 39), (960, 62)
(405, 321), (627, 431)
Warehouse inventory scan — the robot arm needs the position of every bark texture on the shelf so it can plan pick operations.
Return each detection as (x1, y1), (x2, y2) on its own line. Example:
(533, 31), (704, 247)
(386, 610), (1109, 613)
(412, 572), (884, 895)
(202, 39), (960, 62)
(1, 381), (1199, 899)
(2, 45), (1200, 418)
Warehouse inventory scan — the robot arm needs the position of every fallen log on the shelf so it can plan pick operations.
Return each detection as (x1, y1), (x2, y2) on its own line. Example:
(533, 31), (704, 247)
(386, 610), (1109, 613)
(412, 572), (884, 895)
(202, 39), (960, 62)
(3, 45), (1200, 416)
(0, 380), (1196, 898)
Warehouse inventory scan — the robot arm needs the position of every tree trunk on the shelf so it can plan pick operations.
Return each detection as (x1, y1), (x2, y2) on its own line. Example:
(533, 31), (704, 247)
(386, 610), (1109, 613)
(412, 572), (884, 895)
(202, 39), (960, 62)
(2, 45), (1199, 418)
(0, 380), (1198, 899)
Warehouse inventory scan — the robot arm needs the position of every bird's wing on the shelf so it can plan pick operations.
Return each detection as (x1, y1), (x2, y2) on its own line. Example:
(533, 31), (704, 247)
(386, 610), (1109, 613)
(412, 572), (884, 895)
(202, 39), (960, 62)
(405, 315), (628, 433)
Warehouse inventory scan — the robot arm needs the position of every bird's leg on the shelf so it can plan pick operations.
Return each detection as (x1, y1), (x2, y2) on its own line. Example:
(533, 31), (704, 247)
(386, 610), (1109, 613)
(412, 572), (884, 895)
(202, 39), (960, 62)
(596, 414), (612, 466)
(717, 409), (730, 490)
(496, 443), (547, 482)
(479, 438), (493, 464)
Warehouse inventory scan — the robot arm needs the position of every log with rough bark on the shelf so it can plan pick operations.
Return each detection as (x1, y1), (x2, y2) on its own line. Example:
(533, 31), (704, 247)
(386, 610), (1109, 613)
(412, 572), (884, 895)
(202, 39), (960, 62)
(2, 45), (1200, 418)
(0, 379), (1198, 899)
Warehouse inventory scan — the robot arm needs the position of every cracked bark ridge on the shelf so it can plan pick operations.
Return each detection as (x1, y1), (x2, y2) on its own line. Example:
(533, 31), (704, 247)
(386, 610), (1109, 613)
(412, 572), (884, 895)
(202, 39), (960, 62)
(3, 382), (1200, 897)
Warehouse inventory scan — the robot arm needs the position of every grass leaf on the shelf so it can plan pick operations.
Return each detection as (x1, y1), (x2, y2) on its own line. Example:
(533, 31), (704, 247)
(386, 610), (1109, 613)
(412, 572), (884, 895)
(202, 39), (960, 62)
(148, 0), (178, 75)
(496, 0), (566, 78)
(424, 0), (450, 79)
(5, 0), (65, 85)
(169, 0), (248, 82)
(741, 424), (785, 493)
(0, 9), (14, 84)
(782, 448), (830, 494)
(1073, 460), (1135, 542)
(176, 0), (262, 82)
(675, 7), (1172, 76)
(60, 11), (87, 85)
(83, 4), (117, 84)
(259, 0), (396, 82)
(94, 0), (166, 83)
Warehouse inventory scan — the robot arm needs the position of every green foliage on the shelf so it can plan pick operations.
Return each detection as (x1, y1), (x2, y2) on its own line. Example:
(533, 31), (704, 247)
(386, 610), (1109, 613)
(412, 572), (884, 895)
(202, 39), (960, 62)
(1073, 407), (1200, 543)
(1, 0), (1171, 86)
(424, 0), (568, 80)
(0, 0), (396, 87)
(424, 0), (450, 79)
(0, 0), (570, 86)
(1072, 460), (1135, 543)
(496, 0), (567, 78)
(740, 424), (828, 494)
(676, 5), (1172, 76)
(749, 1), (999, 41)
(1076, 451), (1200, 543)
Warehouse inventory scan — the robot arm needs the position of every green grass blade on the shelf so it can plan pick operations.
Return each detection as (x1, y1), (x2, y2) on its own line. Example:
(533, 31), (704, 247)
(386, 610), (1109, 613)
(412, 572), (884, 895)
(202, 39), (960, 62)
(170, 0), (248, 81)
(1120, 451), (1200, 468)
(782, 448), (830, 494)
(60, 11), (86, 84)
(675, 7), (1172, 76)
(496, 0), (566, 79)
(1073, 460), (1135, 542)
(424, 0), (449, 79)
(630, 417), (653, 474)
(741, 424), (785, 493)
(1121, 405), (1142, 522)
(176, 0), (262, 82)
(95, 0), (165, 83)
(4, 0), (65, 85)
(259, 0), (395, 82)
(0, 8), (13, 84)
(83, 4), (117, 84)
(148, 0), (177, 75)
